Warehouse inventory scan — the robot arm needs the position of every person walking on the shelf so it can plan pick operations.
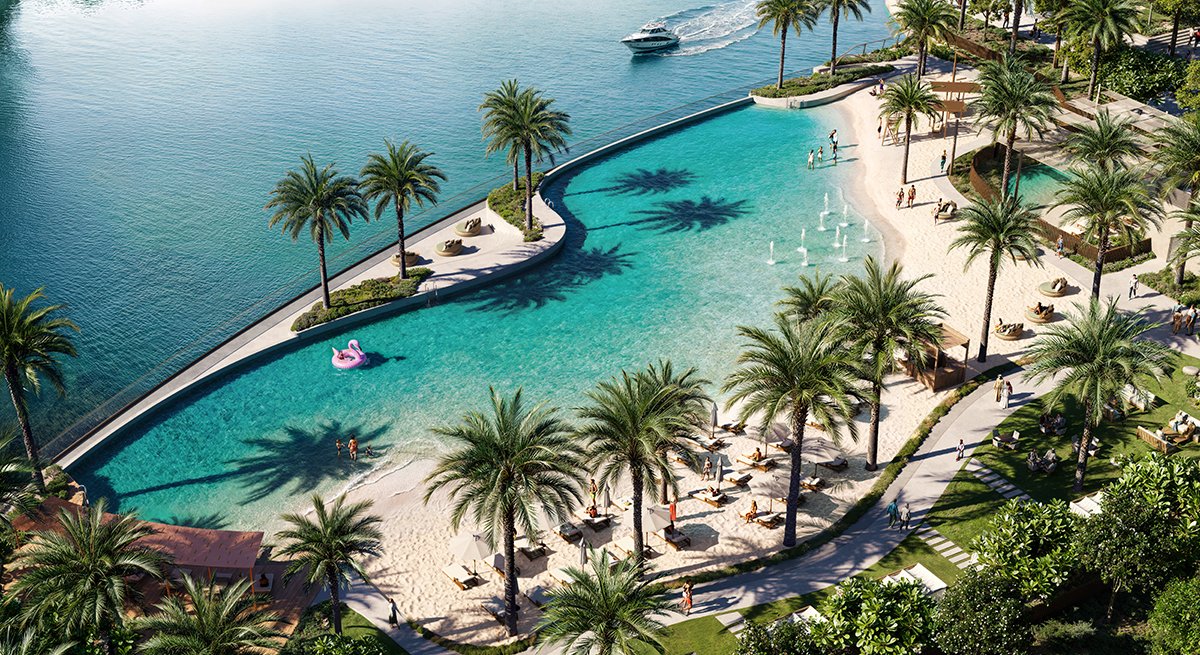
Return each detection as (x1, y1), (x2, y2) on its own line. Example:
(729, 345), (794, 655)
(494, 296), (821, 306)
(896, 188), (904, 208)
(993, 375), (1004, 402)
(1002, 381), (1013, 409)
(701, 458), (713, 481)
(681, 581), (694, 615)
(907, 185), (916, 208)
(956, 439), (965, 461)
(1188, 306), (1197, 336)
(1173, 309), (1183, 335)
(387, 597), (399, 625)
(885, 499), (899, 528)
(939, 150), (947, 171)
(900, 503), (912, 530)
(1128, 274), (1139, 299)
(1055, 235), (1064, 258)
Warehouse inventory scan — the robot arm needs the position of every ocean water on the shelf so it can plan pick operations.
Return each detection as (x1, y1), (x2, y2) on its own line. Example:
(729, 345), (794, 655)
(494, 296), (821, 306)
(0, 0), (892, 443)
(72, 104), (884, 528)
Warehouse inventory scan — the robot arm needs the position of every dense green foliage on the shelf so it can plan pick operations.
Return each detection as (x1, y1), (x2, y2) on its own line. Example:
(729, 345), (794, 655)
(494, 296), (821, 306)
(486, 174), (545, 241)
(810, 577), (936, 654)
(1179, 62), (1200, 115)
(1132, 266), (1200, 305)
(1149, 577), (1200, 655)
(973, 499), (1079, 601)
(933, 569), (1031, 655)
(750, 64), (894, 98)
(291, 268), (432, 331)
(734, 620), (820, 655)
(1095, 47), (1188, 102)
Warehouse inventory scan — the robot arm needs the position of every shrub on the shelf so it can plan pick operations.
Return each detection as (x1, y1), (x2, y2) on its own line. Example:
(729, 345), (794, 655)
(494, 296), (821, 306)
(1149, 576), (1200, 655)
(43, 464), (70, 500)
(1139, 266), (1200, 306)
(751, 65), (895, 98)
(1032, 619), (1096, 652)
(973, 499), (1079, 601)
(1179, 61), (1200, 114)
(486, 174), (545, 241)
(291, 268), (433, 331)
(308, 635), (386, 655)
(934, 569), (1031, 655)
(735, 620), (820, 655)
(1068, 46), (1188, 101)
(829, 44), (914, 67)
(812, 577), (936, 654)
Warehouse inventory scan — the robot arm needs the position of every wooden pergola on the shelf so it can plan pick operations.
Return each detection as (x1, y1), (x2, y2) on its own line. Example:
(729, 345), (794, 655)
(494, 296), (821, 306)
(901, 324), (970, 392)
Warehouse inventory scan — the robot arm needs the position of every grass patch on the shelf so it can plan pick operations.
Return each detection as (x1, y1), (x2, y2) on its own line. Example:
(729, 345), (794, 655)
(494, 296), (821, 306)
(283, 602), (410, 655)
(291, 268), (433, 332)
(487, 174), (544, 242)
(408, 621), (535, 655)
(751, 64), (895, 99)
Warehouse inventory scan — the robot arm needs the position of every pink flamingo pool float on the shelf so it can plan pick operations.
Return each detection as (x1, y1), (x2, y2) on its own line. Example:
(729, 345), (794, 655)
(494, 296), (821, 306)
(331, 339), (368, 370)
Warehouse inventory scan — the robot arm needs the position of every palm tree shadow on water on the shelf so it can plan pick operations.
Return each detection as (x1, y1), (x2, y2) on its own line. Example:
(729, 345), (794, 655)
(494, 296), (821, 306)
(591, 196), (751, 234)
(560, 167), (697, 198)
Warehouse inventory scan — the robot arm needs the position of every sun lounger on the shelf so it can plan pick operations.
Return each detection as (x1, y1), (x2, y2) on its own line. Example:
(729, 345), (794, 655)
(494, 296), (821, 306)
(755, 512), (784, 528)
(554, 521), (583, 543)
(817, 455), (848, 472)
(1038, 278), (1071, 297)
(720, 421), (747, 434)
(735, 454), (776, 472)
(442, 563), (482, 590)
(614, 536), (653, 559)
(574, 509), (612, 531)
(994, 322), (1024, 340)
(481, 596), (508, 624)
(523, 584), (552, 608)
(653, 527), (692, 550)
(485, 553), (519, 579)
(770, 438), (794, 452)
(692, 489), (729, 507)
(515, 535), (548, 560)
(1026, 304), (1054, 324)
(454, 216), (482, 237)
(549, 567), (576, 586)
(727, 471), (753, 487)
(696, 435), (726, 451)
(800, 476), (825, 491)
(611, 497), (634, 512)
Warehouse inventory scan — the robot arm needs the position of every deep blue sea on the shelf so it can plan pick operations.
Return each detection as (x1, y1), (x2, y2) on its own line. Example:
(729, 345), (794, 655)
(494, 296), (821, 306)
(0, 0), (891, 447)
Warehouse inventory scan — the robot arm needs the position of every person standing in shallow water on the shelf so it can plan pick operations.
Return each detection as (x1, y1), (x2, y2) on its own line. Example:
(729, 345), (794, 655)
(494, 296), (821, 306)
(336, 439), (344, 458)
(348, 435), (359, 461)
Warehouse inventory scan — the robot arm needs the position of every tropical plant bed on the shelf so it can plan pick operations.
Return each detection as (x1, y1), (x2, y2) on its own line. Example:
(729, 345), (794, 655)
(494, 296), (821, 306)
(1139, 267), (1200, 306)
(291, 268), (433, 332)
(282, 601), (408, 655)
(750, 64), (895, 99)
(825, 44), (913, 68)
(486, 174), (544, 242)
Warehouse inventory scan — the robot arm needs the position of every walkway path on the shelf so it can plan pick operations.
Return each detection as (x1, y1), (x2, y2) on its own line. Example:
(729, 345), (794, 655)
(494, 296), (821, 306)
(966, 458), (1033, 502)
(915, 524), (978, 571)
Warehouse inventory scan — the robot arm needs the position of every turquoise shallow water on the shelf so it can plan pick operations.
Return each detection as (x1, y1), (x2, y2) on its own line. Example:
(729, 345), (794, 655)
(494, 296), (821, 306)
(0, 0), (892, 442)
(1009, 163), (1073, 209)
(72, 104), (884, 528)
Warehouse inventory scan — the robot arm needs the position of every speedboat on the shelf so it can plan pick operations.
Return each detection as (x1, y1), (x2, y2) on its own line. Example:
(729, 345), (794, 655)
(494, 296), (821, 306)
(621, 22), (679, 53)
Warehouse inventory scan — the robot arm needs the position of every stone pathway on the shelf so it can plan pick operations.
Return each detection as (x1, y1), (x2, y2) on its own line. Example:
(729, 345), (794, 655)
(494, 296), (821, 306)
(914, 523), (978, 571)
(965, 458), (1033, 502)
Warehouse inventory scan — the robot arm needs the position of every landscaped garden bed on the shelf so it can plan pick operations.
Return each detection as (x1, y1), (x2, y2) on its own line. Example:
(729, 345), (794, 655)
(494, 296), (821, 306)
(750, 64), (895, 99)
(291, 268), (433, 332)
(486, 174), (544, 242)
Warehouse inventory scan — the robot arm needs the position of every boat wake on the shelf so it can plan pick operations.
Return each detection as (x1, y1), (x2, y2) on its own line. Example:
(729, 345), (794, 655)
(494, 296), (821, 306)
(654, 0), (760, 56)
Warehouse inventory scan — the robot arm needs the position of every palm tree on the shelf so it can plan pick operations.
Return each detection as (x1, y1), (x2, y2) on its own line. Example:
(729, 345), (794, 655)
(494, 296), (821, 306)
(578, 366), (708, 567)
(0, 429), (35, 525)
(0, 628), (69, 655)
(879, 74), (940, 184)
(1061, 0), (1138, 100)
(1064, 109), (1140, 170)
(638, 360), (712, 504)
(1054, 164), (1162, 298)
(0, 285), (77, 492)
(723, 316), (864, 546)
(480, 79), (524, 191)
(823, 0), (872, 75)
(360, 139), (445, 280)
(1009, 0), (1025, 53)
(1024, 299), (1172, 491)
(892, 0), (958, 77)
(780, 271), (842, 322)
(509, 87), (572, 232)
(276, 495), (383, 636)
(134, 574), (282, 655)
(831, 257), (944, 470)
(1166, 205), (1200, 270)
(265, 155), (369, 309)
(537, 550), (671, 655)
(949, 198), (1043, 362)
(973, 55), (1058, 196)
(757, 0), (821, 89)
(425, 388), (580, 636)
(1152, 115), (1200, 285)
(12, 499), (167, 655)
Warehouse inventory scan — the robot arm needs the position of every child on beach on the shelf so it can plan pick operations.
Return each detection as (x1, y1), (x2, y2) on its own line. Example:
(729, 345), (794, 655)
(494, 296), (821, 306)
(817, 146), (824, 163)
(336, 439), (344, 458)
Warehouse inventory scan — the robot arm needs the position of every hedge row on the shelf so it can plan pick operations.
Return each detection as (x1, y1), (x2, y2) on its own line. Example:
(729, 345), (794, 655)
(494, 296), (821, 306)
(486, 174), (545, 242)
(291, 268), (433, 332)
(751, 64), (896, 99)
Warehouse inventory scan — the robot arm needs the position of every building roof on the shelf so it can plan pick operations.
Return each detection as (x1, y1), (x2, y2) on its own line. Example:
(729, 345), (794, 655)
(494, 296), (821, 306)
(939, 324), (970, 351)
(12, 497), (263, 571)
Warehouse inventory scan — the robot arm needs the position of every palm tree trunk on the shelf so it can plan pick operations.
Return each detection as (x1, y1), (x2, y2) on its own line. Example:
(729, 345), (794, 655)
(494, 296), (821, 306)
(631, 469), (646, 568)
(317, 238), (332, 310)
(830, 11), (840, 75)
(1001, 132), (1016, 199)
(958, 0), (967, 30)
(918, 42), (927, 77)
(1169, 11), (1180, 57)
(866, 383), (882, 471)
(977, 261), (999, 362)
(395, 204), (408, 280)
(329, 571), (343, 634)
(4, 365), (44, 492)
(1087, 37), (1101, 101)
(1092, 230), (1109, 299)
(502, 509), (519, 636)
(900, 117), (913, 184)
(512, 161), (519, 191)
(1052, 32), (1061, 68)
(1061, 53), (1070, 84)
(524, 146), (534, 233)
(778, 31), (787, 89)
(659, 467), (669, 505)
(1074, 400), (1095, 492)
(1176, 215), (1194, 286)
(784, 406), (808, 548)
(1009, 0), (1023, 53)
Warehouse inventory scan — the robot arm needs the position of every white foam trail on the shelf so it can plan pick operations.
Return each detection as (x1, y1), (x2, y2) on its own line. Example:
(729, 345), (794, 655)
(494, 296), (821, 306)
(648, 0), (761, 56)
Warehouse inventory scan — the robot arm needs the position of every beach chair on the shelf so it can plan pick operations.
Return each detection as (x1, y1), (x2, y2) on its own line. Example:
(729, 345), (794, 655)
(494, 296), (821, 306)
(817, 455), (848, 472)
(696, 435), (726, 451)
(735, 453), (776, 472)
(653, 527), (692, 550)
(454, 216), (482, 237)
(485, 553), (520, 580)
(614, 535), (653, 559)
(720, 421), (747, 434)
(442, 563), (482, 590)
(755, 512), (784, 528)
(800, 476), (825, 491)
(515, 535), (548, 560)
(481, 596), (508, 624)
(692, 489), (729, 507)
(554, 521), (583, 543)
(727, 470), (753, 487)
(434, 238), (463, 257)
(574, 509), (612, 531)
(524, 584), (553, 609)
(549, 567), (576, 586)
(770, 438), (794, 452)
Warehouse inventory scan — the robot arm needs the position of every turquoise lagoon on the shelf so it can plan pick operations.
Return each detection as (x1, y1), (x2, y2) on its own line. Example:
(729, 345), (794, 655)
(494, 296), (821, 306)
(0, 0), (893, 442)
(1009, 163), (1074, 208)
(72, 104), (884, 528)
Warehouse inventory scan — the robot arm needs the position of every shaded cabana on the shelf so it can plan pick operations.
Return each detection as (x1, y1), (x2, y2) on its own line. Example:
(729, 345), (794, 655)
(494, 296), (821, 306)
(900, 324), (970, 392)
(12, 496), (266, 588)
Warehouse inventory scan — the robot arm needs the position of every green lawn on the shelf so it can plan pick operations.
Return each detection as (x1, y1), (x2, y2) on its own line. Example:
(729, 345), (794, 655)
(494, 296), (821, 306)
(656, 534), (963, 655)
(283, 602), (410, 655)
